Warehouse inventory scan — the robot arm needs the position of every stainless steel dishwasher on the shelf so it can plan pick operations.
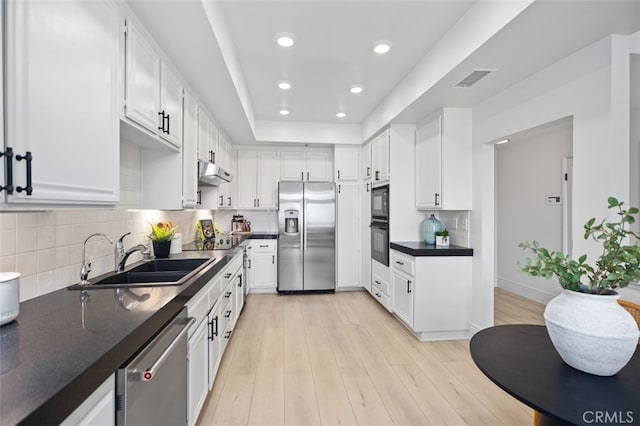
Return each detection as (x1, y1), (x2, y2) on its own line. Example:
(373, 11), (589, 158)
(116, 308), (194, 425)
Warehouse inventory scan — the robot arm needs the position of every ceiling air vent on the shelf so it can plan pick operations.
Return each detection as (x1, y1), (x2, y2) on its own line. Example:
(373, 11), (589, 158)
(455, 69), (495, 88)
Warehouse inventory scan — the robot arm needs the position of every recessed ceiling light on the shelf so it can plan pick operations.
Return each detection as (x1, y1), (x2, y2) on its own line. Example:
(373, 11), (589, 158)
(495, 138), (510, 145)
(373, 41), (391, 54)
(278, 81), (292, 90)
(279, 109), (290, 116)
(336, 112), (346, 118)
(276, 32), (296, 47)
(350, 85), (364, 94)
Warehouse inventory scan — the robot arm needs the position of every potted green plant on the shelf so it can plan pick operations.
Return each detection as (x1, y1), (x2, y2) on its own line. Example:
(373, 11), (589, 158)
(148, 221), (176, 258)
(435, 229), (450, 247)
(519, 197), (640, 376)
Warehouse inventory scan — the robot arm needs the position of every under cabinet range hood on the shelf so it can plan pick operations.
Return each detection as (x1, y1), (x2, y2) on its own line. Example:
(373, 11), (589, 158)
(198, 161), (232, 186)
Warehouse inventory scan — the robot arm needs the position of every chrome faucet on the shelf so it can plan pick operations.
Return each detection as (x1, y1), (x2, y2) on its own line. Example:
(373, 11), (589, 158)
(79, 233), (113, 285)
(116, 244), (149, 273)
(114, 232), (132, 271)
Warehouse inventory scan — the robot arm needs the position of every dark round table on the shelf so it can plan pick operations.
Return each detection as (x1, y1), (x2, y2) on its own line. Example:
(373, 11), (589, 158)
(470, 325), (640, 425)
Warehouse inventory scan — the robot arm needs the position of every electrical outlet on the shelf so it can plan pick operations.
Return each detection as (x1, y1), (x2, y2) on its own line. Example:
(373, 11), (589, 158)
(460, 217), (468, 231)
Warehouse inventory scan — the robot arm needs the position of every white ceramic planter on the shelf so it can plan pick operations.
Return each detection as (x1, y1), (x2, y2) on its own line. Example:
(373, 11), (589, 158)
(435, 236), (449, 247)
(0, 272), (20, 326)
(544, 290), (639, 376)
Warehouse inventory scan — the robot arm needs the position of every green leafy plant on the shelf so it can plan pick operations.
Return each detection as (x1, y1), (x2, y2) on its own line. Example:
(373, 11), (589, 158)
(519, 197), (640, 295)
(435, 229), (449, 238)
(148, 221), (176, 242)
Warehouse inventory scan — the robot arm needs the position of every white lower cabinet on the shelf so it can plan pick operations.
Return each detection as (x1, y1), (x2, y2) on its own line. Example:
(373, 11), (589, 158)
(185, 250), (245, 425)
(248, 240), (277, 291)
(371, 260), (391, 311)
(61, 375), (114, 426)
(390, 250), (472, 341)
(187, 318), (208, 426)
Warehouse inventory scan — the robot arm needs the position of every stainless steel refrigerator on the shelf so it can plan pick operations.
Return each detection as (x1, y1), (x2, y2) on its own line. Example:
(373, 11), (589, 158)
(278, 181), (336, 292)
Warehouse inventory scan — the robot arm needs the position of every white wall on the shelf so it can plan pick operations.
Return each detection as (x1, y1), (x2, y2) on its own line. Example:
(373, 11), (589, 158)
(255, 120), (361, 145)
(470, 35), (640, 333)
(496, 119), (572, 303)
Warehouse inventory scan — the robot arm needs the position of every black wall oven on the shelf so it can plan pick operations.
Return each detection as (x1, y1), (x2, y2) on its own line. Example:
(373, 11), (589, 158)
(371, 185), (389, 266)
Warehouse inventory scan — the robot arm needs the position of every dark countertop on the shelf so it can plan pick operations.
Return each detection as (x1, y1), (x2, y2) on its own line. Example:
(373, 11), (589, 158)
(247, 233), (278, 239)
(0, 239), (247, 425)
(390, 241), (474, 256)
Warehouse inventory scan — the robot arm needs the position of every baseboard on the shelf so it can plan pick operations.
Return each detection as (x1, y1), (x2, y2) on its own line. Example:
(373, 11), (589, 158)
(497, 278), (556, 304)
(248, 288), (277, 294)
(335, 286), (365, 292)
(469, 322), (485, 339)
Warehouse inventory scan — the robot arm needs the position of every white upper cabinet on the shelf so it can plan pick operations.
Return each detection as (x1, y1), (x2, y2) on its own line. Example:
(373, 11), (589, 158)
(371, 130), (390, 184)
(124, 20), (160, 133)
(182, 91), (199, 208)
(237, 151), (278, 209)
(3, 0), (120, 206)
(280, 151), (306, 180)
(197, 109), (219, 164)
(159, 63), (183, 148)
(280, 150), (331, 181)
(361, 141), (372, 180)
(306, 152), (331, 181)
(123, 19), (182, 151)
(415, 108), (472, 210)
(334, 145), (359, 181)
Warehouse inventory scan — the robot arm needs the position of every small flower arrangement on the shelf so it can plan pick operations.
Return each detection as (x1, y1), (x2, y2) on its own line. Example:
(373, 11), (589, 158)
(148, 221), (176, 242)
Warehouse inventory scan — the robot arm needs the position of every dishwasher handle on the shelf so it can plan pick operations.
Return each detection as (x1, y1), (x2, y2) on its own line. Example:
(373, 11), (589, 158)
(131, 316), (195, 382)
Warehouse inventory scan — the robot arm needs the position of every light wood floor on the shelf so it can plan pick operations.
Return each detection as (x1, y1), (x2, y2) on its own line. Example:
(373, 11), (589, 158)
(197, 287), (545, 426)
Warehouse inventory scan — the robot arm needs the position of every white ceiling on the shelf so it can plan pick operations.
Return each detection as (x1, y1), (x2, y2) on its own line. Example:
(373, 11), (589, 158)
(128, 0), (640, 145)
(219, 1), (474, 123)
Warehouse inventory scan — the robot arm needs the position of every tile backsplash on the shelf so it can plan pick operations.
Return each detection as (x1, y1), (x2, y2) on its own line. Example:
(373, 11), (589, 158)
(421, 210), (470, 247)
(213, 210), (278, 233)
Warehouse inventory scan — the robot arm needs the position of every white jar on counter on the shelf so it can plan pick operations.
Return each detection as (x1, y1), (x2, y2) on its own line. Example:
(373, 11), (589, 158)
(0, 272), (20, 326)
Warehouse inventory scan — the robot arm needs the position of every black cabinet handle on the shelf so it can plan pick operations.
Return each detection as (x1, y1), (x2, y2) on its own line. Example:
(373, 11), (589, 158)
(225, 291), (232, 298)
(375, 171), (380, 181)
(237, 274), (243, 287)
(158, 111), (165, 131)
(209, 150), (213, 163)
(374, 280), (381, 285)
(165, 113), (170, 134)
(224, 272), (232, 279)
(0, 147), (14, 194)
(257, 199), (260, 207)
(337, 170), (341, 179)
(407, 280), (412, 293)
(224, 330), (232, 339)
(366, 182), (370, 192)
(212, 151), (215, 164)
(209, 315), (218, 340)
(396, 261), (404, 266)
(367, 166), (371, 177)
(301, 172), (304, 181)
(435, 193), (440, 206)
(228, 197), (231, 207)
(272, 255), (275, 264)
(338, 184), (341, 194)
(306, 171), (309, 181)
(224, 310), (232, 318)
(15, 151), (33, 196)
(196, 190), (202, 205)
(259, 244), (268, 248)
(375, 292), (381, 298)
(248, 259), (251, 269)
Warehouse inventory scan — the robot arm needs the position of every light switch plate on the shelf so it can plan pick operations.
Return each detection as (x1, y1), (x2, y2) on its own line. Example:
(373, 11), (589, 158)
(546, 196), (561, 205)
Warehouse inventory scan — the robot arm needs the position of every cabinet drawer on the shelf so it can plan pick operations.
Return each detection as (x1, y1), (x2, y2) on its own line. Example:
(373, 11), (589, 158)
(371, 272), (389, 295)
(207, 276), (222, 306)
(252, 240), (276, 253)
(371, 282), (391, 311)
(185, 288), (209, 338)
(391, 251), (414, 277)
(228, 252), (243, 275)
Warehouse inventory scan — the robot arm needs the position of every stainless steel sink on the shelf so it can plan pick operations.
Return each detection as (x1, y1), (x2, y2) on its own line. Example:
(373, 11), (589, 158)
(68, 257), (215, 290)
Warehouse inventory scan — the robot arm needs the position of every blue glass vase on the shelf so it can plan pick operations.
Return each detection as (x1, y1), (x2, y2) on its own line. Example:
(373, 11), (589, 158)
(423, 214), (442, 245)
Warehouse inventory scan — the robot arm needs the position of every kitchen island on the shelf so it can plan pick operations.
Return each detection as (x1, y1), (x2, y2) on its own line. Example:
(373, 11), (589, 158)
(0, 234), (270, 425)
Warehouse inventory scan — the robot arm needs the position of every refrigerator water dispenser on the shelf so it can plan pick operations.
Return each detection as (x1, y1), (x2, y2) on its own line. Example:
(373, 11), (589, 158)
(284, 210), (299, 234)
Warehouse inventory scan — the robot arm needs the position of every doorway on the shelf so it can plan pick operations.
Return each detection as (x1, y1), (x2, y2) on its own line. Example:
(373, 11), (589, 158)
(495, 117), (573, 304)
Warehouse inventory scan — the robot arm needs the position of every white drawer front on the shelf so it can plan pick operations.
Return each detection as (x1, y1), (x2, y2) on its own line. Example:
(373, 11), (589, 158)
(371, 272), (389, 295)
(252, 240), (276, 253)
(371, 282), (391, 311)
(185, 287), (209, 337)
(391, 251), (414, 277)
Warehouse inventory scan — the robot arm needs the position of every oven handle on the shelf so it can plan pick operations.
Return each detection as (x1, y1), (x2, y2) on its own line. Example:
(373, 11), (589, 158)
(131, 316), (195, 382)
(369, 222), (388, 230)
